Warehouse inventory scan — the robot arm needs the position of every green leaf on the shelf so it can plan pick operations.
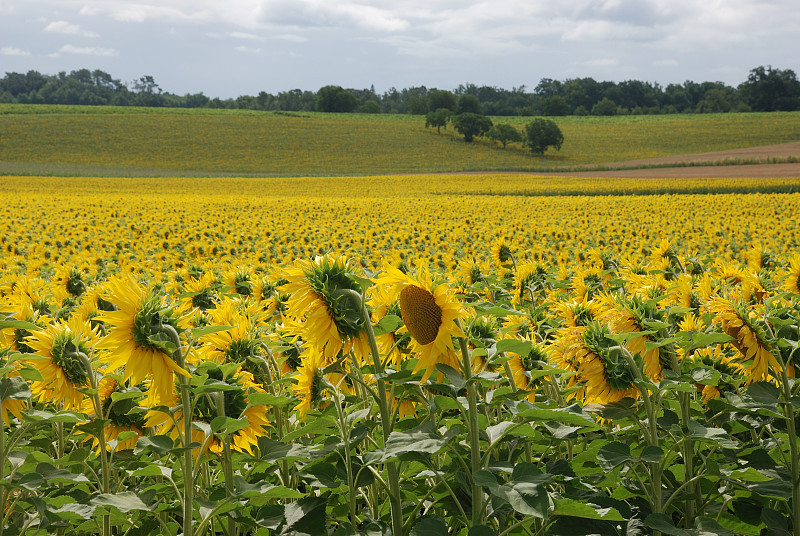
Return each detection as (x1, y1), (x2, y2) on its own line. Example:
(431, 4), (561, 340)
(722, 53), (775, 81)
(467, 526), (497, 536)
(474, 469), (549, 518)
(683, 332), (734, 352)
(36, 463), (89, 483)
(258, 437), (318, 463)
(211, 416), (249, 435)
(596, 442), (633, 471)
(495, 339), (533, 356)
(363, 423), (450, 464)
(686, 420), (738, 449)
(247, 392), (295, 410)
(134, 435), (176, 455)
(518, 403), (599, 428)
(283, 496), (327, 534)
(90, 492), (152, 513)
(189, 325), (232, 338)
(0, 375), (31, 401)
(282, 415), (336, 443)
(551, 498), (625, 521)
(410, 516), (448, 536)
(23, 409), (84, 423)
(0, 319), (42, 331)
(692, 516), (735, 536)
(192, 379), (243, 395)
(372, 314), (404, 336)
(644, 513), (691, 536)
(747, 382), (780, 404)
(690, 367), (721, 386)
(16, 365), (44, 383)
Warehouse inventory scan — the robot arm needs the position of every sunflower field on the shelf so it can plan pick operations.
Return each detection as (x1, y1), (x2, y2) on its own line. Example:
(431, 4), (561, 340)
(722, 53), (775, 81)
(2, 174), (800, 536)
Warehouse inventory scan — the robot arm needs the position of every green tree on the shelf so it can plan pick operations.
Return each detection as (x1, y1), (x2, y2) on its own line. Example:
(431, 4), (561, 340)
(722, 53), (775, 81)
(542, 95), (570, 116)
(452, 113), (493, 142)
(486, 124), (522, 148)
(523, 118), (564, 156)
(316, 85), (358, 112)
(592, 97), (617, 116)
(358, 100), (382, 114)
(428, 89), (457, 112)
(425, 108), (452, 134)
(457, 94), (481, 114)
(739, 65), (800, 111)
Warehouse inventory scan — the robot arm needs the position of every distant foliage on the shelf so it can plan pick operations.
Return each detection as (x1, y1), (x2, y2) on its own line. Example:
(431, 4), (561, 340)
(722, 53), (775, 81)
(523, 118), (564, 156)
(2, 65), (797, 115)
(452, 113), (493, 142)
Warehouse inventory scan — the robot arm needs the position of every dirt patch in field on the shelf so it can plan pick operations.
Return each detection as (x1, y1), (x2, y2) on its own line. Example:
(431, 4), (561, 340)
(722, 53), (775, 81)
(541, 141), (800, 178)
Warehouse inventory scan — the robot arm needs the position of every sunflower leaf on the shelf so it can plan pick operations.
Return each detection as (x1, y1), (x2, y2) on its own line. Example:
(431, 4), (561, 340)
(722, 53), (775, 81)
(189, 325), (232, 338)
(0, 375), (31, 401)
(372, 314), (403, 336)
(0, 319), (42, 331)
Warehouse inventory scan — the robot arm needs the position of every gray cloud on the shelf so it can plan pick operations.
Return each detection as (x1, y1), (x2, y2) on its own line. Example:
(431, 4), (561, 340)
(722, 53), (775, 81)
(1, 0), (798, 97)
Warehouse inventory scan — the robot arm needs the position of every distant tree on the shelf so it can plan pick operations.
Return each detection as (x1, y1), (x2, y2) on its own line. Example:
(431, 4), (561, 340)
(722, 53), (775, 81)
(316, 85), (358, 112)
(452, 113), (492, 142)
(487, 124), (522, 148)
(738, 65), (800, 111)
(523, 118), (564, 156)
(592, 97), (617, 116)
(425, 108), (453, 133)
(542, 95), (570, 116)
(408, 96), (428, 114)
(457, 94), (481, 114)
(696, 88), (733, 113)
(428, 89), (457, 112)
(358, 100), (382, 114)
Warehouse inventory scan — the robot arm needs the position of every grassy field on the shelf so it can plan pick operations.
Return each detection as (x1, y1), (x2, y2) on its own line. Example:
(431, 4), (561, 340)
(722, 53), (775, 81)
(1, 104), (799, 176)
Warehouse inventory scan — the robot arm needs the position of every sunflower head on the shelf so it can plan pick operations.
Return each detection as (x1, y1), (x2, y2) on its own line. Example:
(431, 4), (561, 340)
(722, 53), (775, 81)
(282, 255), (365, 360)
(491, 238), (515, 270)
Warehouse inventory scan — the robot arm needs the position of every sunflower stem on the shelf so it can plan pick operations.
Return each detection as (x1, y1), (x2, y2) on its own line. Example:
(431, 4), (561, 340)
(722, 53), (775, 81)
(74, 351), (111, 536)
(619, 346), (662, 529)
(456, 320), (483, 528)
(214, 392), (236, 536)
(776, 351), (800, 533)
(161, 323), (194, 536)
(343, 288), (404, 536)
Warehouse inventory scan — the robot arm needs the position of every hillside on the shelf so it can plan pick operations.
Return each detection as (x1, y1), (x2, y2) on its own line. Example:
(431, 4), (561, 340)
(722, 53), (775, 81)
(1, 104), (799, 177)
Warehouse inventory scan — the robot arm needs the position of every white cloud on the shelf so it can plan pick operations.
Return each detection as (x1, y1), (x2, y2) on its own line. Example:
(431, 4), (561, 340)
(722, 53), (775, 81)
(52, 44), (118, 57)
(1, 46), (31, 56)
(229, 32), (263, 41)
(44, 20), (99, 37)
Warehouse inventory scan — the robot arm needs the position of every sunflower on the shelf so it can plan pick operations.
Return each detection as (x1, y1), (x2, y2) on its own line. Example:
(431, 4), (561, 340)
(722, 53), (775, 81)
(292, 349), (327, 420)
(507, 342), (549, 400)
(368, 297), (410, 368)
(372, 267), (465, 382)
(281, 255), (370, 364)
(602, 295), (667, 380)
(511, 262), (548, 306)
(146, 366), (270, 456)
(177, 271), (219, 314)
(577, 322), (639, 405)
(780, 254), (800, 295)
(79, 376), (146, 452)
(692, 344), (744, 404)
(491, 238), (515, 271)
(707, 297), (779, 383)
(96, 274), (190, 406)
(456, 257), (486, 287)
(25, 317), (98, 410)
(0, 370), (28, 425)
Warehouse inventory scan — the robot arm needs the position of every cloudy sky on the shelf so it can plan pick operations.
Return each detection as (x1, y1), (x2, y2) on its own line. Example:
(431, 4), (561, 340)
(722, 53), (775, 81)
(2, 0), (799, 99)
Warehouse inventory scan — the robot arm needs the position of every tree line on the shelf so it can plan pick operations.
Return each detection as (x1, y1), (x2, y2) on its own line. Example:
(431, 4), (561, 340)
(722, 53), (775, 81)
(1, 65), (798, 115)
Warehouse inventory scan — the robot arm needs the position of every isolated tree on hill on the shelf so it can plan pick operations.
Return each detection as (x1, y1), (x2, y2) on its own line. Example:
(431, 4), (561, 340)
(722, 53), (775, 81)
(425, 108), (452, 133)
(452, 113), (492, 142)
(487, 124), (522, 148)
(523, 118), (564, 156)
(316, 85), (357, 112)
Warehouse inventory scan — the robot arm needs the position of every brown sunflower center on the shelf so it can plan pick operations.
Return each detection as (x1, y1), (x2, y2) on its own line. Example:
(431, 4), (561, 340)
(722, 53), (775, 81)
(399, 284), (442, 346)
